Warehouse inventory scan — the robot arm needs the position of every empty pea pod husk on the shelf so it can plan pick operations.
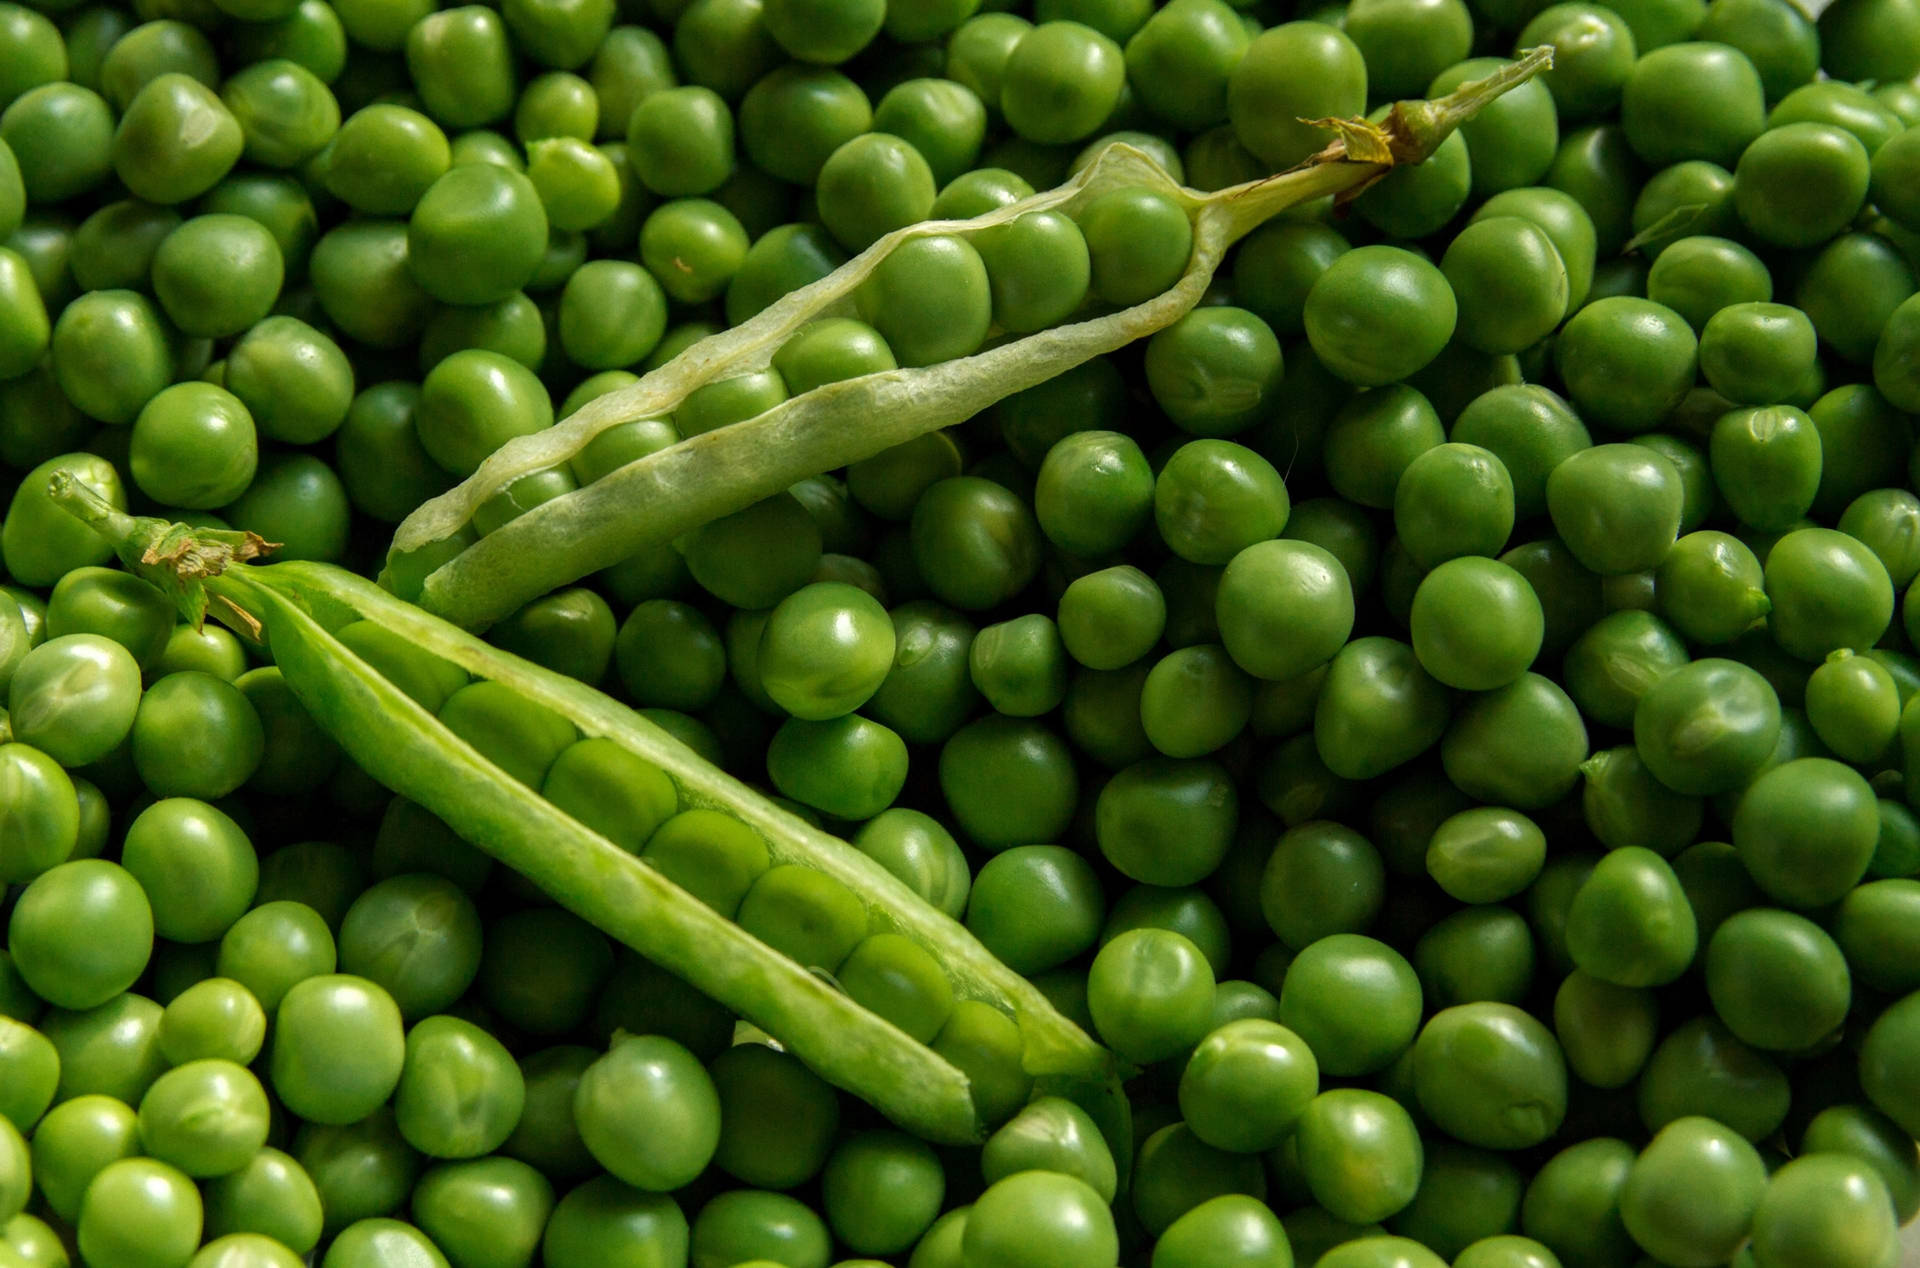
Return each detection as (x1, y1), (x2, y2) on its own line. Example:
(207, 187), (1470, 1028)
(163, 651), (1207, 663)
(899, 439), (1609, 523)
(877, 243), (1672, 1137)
(387, 49), (1553, 631)
(51, 476), (1115, 1146)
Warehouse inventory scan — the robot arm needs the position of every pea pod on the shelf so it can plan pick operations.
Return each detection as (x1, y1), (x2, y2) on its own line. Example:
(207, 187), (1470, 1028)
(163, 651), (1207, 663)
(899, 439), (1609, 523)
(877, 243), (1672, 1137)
(52, 475), (1112, 1145)
(387, 51), (1553, 630)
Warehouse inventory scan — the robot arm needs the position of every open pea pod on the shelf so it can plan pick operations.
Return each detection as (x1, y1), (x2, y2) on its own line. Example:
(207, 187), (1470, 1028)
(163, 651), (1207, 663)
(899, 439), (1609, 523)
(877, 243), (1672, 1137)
(388, 50), (1553, 630)
(53, 477), (1115, 1145)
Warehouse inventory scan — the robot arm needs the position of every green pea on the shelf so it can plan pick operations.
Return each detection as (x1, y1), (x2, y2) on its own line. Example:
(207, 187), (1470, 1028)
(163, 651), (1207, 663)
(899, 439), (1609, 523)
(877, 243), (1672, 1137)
(685, 493), (822, 611)
(1306, 246), (1458, 388)
(1552, 970), (1657, 1090)
(1314, 637), (1450, 782)
(1565, 846), (1697, 987)
(853, 234), (990, 368)
(1800, 1103), (1920, 1225)
(1618, 1117), (1767, 1266)
(1796, 232), (1917, 365)
(1654, 530), (1770, 645)
(541, 1176), (688, 1268)
(1766, 526), (1895, 662)
(1546, 443), (1685, 576)
(1076, 185), (1193, 308)
(269, 974), (405, 1126)
(137, 1058), (270, 1178)
(405, 7), (516, 128)
(1517, 1137), (1636, 1268)
(1733, 755), (1878, 907)
(764, 714), (907, 820)
(76, 1157), (203, 1268)
(408, 163), (549, 306)
(1440, 216), (1570, 355)
(1293, 1088), (1424, 1226)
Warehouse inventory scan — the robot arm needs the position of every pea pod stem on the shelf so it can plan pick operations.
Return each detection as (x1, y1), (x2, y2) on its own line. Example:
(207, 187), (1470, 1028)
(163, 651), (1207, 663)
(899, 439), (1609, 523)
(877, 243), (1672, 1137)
(50, 474), (1117, 1144)
(391, 49), (1552, 630)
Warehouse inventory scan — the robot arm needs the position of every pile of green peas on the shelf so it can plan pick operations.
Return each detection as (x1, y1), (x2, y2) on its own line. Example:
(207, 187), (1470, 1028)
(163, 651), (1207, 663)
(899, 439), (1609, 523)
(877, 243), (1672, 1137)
(6, 0), (1920, 1255)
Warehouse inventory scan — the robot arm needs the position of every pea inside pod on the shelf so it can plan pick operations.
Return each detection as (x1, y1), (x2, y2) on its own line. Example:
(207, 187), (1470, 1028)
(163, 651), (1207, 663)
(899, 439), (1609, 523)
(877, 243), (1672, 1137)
(52, 478), (1112, 1145)
(382, 52), (1559, 630)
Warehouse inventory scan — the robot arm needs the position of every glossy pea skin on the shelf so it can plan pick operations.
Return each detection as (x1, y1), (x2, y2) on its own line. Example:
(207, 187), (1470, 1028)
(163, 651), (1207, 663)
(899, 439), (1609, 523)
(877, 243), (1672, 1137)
(1440, 216), (1569, 355)
(570, 1034), (716, 1193)
(957, 1171), (1114, 1268)
(1554, 297), (1698, 434)
(1076, 185), (1193, 308)
(1293, 1088), (1424, 1226)
(1564, 846), (1698, 987)
(1394, 442), (1515, 570)
(1143, 307), (1282, 439)
(270, 974), (405, 1126)
(1154, 439), (1288, 567)
(1655, 530), (1770, 645)
(1620, 42), (1766, 168)
(1086, 928), (1214, 1066)
(1766, 526), (1895, 662)
(8, 860), (152, 1011)
(1805, 649), (1900, 764)
(1698, 302), (1817, 409)
(1618, 1116), (1767, 1266)
(77, 1157), (203, 1268)
(1305, 246), (1458, 389)
(1095, 757), (1235, 887)
(1734, 756), (1879, 908)
(1734, 122), (1870, 249)
(1314, 637), (1450, 782)
(1546, 443), (1684, 576)
(853, 234), (990, 369)
(1216, 539), (1353, 683)
(1178, 1018), (1318, 1154)
(1709, 404), (1822, 533)
(1412, 1003), (1567, 1150)
(1427, 807), (1547, 904)
(1279, 934), (1422, 1078)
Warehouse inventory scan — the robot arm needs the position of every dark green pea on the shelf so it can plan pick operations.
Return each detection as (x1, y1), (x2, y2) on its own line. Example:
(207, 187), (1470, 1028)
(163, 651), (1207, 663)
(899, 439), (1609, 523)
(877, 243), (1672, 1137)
(1734, 121), (1869, 249)
(1582, 744), (1704, 857)
(541, 1177), (688, 1268)
(1766, 527), (1894, 662)
(151, 214), (285, 342)
(407, 163), (548, 306)
(1796, 232), (1917, 364)
(861, 600), (977, 745)
(404, 7), (515, 128)
(1616, 1117), (1769, 1267)
(1564, 846), (1697, 988)
(1465, 193), (1591, 321)
(1552, 969), (1657, 1091)
(1313, 637), (1450, 782)
(964, 613), (1063, 717)
(225, 454), (351, 563)
(1212, 539), (1351, 685)
(1153, 439), (1289, 567)
(938, 713), (1076, 849)
(1230, 221), (1348, 342)
(1440, 217), (1569, 357)
(1704, 907), (1849, 1052)
(1620, 41), (1766, 167)
(1632, 656), (1781, 795)
(1555, 298), (1697, 434)
(1393, 442), (1515, 570)
(2, 82), (113, 205)
(1224, 21), (1363, 169)
(1707, 404), (1821, 534)
(1543, 123), (1638, 259)
(1305, 247), (1458, 389)
(1544, 443), (1684, 576)
(908, 475), (1039, 610)
(1320, 384), (1445, 512)
(302, 219), (432, 350)
(1631, 162), (1738, 261)
(65, 200), (174, 296)
(1442, 673), (1589, 809)
(1518, 4), (1636, 120)
(1697, 0), (1817, 99)
(1733, 756), (1878, 907)
(323, 105), (449, 215)
(1293, 1089), (1424, 1226)
(1651, 530), (1767, 645)
(766, 714), (908, 820)
(1138, 644), (1251, 759)
(1518, 1137), (1637, 1268)
(1803, 649), (1899, 765)
(222, 60), (338, 171)
(1813, 385), (1912, 519)
(48, 288), (176, 426)
(224, 315), (354, 445)
(1031, 430), (1151, 559)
